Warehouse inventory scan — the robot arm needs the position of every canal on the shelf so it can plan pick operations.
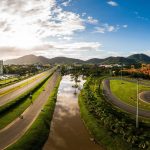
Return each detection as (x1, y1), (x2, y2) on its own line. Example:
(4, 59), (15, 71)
(43, 75), (102, 150)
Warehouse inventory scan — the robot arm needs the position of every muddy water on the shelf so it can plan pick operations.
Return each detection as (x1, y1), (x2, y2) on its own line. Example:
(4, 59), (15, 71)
(43, 75), (102, 150)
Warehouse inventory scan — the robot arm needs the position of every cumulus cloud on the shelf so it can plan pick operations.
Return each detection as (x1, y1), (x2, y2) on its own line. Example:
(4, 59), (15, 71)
(62, 0), (72, 7)
(107, 1), (118, 7)
(0, 0), (85, 49)
(95, 23), (128, 33)
(95, 24), (120, 33)
(0, 0), (105, 59)
(86, 16), (98, 25)
(1, 41), (102, 60)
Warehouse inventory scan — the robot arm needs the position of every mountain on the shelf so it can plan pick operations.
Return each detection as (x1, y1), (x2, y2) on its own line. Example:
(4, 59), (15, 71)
(4, 55), (84, 65)
(48, 57), (84, 64)
(86, 58), (104, 64)
(127, 54), (150, 64)
(4, 55), (50, 65)
(101, 57), (136, 65)
(4, 53), (150, 65)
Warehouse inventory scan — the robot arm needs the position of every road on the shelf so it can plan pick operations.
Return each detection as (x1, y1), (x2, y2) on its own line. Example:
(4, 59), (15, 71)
(0, 72), (59, 150)
(43, 75), (102, 150)
(139, 91), (150, 103)
(102, 79), (150, 118)
(0, 69), (53, 106)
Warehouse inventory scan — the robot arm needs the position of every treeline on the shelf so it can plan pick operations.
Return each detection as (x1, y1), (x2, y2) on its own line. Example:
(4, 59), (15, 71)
(3, 65), (51, 76)
(61, 65), (112, 77)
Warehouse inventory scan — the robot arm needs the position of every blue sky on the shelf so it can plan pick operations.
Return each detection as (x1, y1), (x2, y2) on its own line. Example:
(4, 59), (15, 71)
(0, 0), (149, 60)
(62, 0), (150, 56)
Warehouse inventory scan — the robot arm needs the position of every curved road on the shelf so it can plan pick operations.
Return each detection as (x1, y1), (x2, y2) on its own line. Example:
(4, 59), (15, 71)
(139, 91), (150, 103)
(0, 72), (60, 150)
(0, 69), (53, 106)
(102, 79), (150, 118)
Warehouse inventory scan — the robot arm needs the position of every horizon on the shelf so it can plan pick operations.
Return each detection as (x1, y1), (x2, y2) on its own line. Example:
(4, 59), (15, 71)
(0, 0), (150, 60)
(3, 53), (150, 62)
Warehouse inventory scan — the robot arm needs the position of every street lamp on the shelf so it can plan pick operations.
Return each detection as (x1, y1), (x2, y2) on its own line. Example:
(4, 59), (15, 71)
(136, 79), (139, 128)
(121, 64), (123, 81)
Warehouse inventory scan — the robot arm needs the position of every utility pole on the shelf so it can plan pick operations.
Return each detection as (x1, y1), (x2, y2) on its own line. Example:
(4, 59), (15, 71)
(136, 79), (139, 128)
(121, 64), (123, 81)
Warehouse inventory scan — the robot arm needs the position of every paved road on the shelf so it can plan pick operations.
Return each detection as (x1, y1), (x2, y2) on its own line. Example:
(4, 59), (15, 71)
(139, 91), (150, 103)
(0, 70), (53, 107)
(43, 75), (102, 150)
(0, 72), (59, 150)
(102, 79), (150, 118)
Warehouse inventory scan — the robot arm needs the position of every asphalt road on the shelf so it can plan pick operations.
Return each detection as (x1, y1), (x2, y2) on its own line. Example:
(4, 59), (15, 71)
(102, 79), (150, 118)
(139, 91), (150, 103)
(0, 70), (52, 106)
(0, 72), (59, 150)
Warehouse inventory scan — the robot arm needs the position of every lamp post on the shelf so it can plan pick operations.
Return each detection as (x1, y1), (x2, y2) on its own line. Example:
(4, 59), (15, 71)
(121, 64), (123, 81)
(136, 79), (139, 128)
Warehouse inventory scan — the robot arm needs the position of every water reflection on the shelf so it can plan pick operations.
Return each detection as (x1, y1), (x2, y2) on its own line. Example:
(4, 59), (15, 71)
(43, 75), (102, 150)
(58, 75), (85, 98)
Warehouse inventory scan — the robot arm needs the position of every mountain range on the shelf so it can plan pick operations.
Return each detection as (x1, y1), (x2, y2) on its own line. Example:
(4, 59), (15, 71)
(4, 53), (150, 65)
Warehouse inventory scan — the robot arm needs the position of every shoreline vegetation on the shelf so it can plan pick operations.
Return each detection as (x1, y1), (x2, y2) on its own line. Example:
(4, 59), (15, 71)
(78, 76), (150, 150)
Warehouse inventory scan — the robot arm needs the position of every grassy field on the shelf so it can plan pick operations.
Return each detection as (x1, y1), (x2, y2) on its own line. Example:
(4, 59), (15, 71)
(110, 79), (150, 111)
(6, 75), (61, 150)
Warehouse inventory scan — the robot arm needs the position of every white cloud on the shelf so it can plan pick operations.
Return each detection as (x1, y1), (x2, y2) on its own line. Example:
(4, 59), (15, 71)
(0, 0), (85, 49)
(0, 41), (102, 60)
(137, 16), (149, 21)
(123, 24), (128, 28)
(82, 13), (86, 17)
(86, 16), (98, 25)
(107, 1), (118, 7)
(95, 24), (120, 33)
(95, 27), (105, 33)
(62, 0), (72, 7)
(134, 11), (149, 21)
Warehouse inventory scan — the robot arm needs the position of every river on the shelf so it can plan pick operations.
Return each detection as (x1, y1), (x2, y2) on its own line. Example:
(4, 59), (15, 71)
(43, 75), (102, 150)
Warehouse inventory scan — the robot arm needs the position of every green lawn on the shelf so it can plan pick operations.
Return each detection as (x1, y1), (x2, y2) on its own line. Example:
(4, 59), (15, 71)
(110, 79), (150, 111)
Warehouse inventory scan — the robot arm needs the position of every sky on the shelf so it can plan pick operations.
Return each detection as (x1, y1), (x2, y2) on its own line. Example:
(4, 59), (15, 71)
(0, 0), (150, 60)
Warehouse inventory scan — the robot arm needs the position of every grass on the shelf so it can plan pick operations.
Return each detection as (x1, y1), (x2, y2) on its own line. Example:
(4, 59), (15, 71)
(0, 72), (54, 129)
(0, 78), (18, 85)
(6, 75), (61, 150)
(110, 80), (150, 110)
(78, 88), (131, 150)
(0, 72), (47, 97)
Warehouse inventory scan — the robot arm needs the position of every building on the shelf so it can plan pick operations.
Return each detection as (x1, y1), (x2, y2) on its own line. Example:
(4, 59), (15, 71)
(0, 60), (3, 75)
(123, 64), (150, 75)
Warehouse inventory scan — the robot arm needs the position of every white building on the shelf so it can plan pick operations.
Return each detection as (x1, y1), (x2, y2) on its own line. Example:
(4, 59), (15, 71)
(0, 60), (3, 75)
